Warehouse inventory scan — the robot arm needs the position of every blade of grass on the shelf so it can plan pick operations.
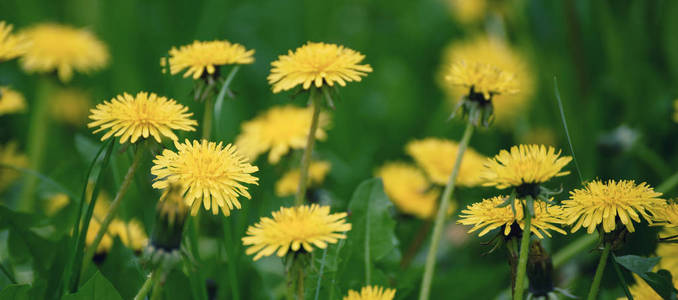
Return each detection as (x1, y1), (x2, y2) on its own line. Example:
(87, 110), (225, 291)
(554, 76), (584, 183)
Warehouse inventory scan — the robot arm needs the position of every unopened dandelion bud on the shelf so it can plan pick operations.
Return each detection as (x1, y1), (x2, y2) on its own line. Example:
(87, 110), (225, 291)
(527, 240), (555, 297)
(150, 183), (188, 252)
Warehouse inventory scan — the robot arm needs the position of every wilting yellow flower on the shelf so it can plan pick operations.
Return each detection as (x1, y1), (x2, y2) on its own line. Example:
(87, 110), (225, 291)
(406, 138), (487, 187)
(654, 202), (678, 227)
(376, 162), (446, 219)
(86, 218), (148, 253)
(343, 286), (396, 300)
(482, 144), (572, 189)
(88, 92), (197, 144)
(242, 204), (351, 260)
(235, 105), (330, 164)
(275, 161), (331, 197)
(45, 193), (70, 215)
(0, 87), (26, 115)
(50, 88), (91, 126)
(446, 0), (486, 24)
(458, 196), (567, 239)
(562, 180), (665, 234)
(164, 40), (254, 79)
(268, 42), (372, 93)
(0, 141), (28, 192)
(20, 23), (108, 82)
(151, 139), (259, 216)
(0, 22), (28, 61)
(439, 36), (534, 126)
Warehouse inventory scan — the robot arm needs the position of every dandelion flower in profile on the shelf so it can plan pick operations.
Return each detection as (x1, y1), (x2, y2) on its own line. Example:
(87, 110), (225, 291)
(0, 87), (26, 115)
(242, 204), (351, 261)
(0, 22), (28, 61)
(151, 139), (259, 216)
(482, 144), (572, 190)
(406, 138), (487, 187)
(458, 196), (567, 239)
(654, 202), (678, 227)
(164, 40), (254, 79)
(20, 23), (109, 82)
(50, 88), (91, 126)
(447, 60), (518, 101)
(561, 180), (665, 234)
(267, 42), (372, 93)
(88, 92), (197, 144)
(275, 161), (331, 197)
(343, 286), (396, 300)
(235, 105), (330, 164)
(376, 162), (446, 219)
(0, 141), (28, 192)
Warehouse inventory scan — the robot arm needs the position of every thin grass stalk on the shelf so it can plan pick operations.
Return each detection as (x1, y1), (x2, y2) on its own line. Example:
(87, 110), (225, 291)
(295, 88), (322, 206)
(513, 203), (532, 300)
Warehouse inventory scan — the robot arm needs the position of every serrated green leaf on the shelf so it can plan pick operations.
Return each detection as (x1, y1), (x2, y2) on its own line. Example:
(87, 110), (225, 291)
(63, 272), (122, 300)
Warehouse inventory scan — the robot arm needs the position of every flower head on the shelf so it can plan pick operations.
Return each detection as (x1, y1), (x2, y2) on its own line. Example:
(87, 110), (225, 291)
(458, 196), (567, 239)
(657, 228), (678, 273)
(235, 105), (330, 164)
(87, 218), (147, 253)
(0, 22), (28, 61)
(653, 202), (678, 228)
(20, 23), (108, 82)
(620, 274), (678, 300)
(406, 138), (487, 187)
(343, 286), (396, 300)
(446, 0), (487, 24)
(88, 92), (197, 144)
(164, 40), (254, 79)
(0, 141), (28, 192)
(268, 42), (372, 93)
(376, 162), (445, 219)
(50, 88), (91, 126)
(447, 60), (517, 101)
(275, 161), (331, 197)
(242, 204), (351, 260)
(0, 87), (26, 115)
(151, 139), (259, 216)
(562, 180), (665, 234)
(482, 144), (572, 189)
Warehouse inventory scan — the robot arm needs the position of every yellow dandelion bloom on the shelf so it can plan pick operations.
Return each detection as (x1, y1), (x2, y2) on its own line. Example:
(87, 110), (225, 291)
(458, 196), (567, 239)
(446, 0), (486, 24)
(88, 92), (197, 144)
(439, 36), (534, 126)
(482, 144), (572, 189)
(242, 204), (351, 261)
(657, 228), (678, 273)
(562, 180), (665, 234)
(406, 138), (487, 187)
(447, 60), (518, 101)
(235, 105), (330, 164)
(275, 161), (331, 197)
(267, 42), (372, 93)
(0, 22), (28, 61)
(151, 139), (259, 216)
(45, 193), (70, 216)
(654, 202), (678, 228)
(86, 218), (112, 254)
(343, 286), (396, 300)
(164, 40), (254, 79)
(619, 274), (678, 300)
(109, 219), (148, 251)
(376, 162), (446, 219)
(50, 88), (91, 126)
(20, 23), (108, 82)
(0, 87), (26, 115)
(0, 141), (28, 192)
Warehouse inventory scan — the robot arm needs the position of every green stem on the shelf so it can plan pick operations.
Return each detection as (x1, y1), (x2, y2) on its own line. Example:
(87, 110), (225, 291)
(222, 219), (240, 300)
(150, 271), (166, 300)
(553, 234), (598, 268)
(202, 96), (214, 140)
(513, 202), (532, 300)
(81, 145), (144, 275)
(418, 122), (474, 300)
(587, 243), (611, 300)
(297, 265), (305, 300)
(295, 88), (322, 206)
(134, 272), (155, 300)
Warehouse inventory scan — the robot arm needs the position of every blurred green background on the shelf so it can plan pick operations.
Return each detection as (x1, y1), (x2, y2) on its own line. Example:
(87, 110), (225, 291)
(1, 0), (677, 299)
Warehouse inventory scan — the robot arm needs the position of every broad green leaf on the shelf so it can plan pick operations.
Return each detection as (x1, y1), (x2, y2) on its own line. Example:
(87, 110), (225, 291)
(641, 270), (677, 300)
(99, 238), (144, 299)
(63, 272), (122, 300)
(613, 255), (660, 275)
(0, 284), (30, 300)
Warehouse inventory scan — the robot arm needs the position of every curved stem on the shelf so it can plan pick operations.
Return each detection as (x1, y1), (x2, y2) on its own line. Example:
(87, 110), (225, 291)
(418, 122), (474, 300)
(81, 145), (144, 275)
(513, 202), (532, 300)
(295, 88), (322, 206)
(134, 272), (155, 300)
(587, 243), (611, 300)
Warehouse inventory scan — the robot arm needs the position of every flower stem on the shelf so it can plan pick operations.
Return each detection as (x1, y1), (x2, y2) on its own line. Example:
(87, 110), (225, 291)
(202, 95), (214, 140)
(222, 218), (240, 300)
(513, 202), (532, 300)
(295, 88), (322, 206)
(587, 243), (611, 300)
(418, 122), (474, 300)
(81, 144), (144, 275)
(134, 272), (155, 300)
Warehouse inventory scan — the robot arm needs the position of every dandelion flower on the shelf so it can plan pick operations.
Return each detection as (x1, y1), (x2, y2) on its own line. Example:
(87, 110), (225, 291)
(376, 162), (445, 219)
(562, 180), (665, 234)
(406, 138), (487, 187)
(275, 161), (331, 197)
(88, 92), (197, 144)
(482, 144), (572, 189)
(619, 274), (678, 300)
(0, 141), (28, 192)
(86, 218), (147, 253)
(51, 88), (91, 126)
(657, 228), (678, 273)
(654, 202), (678, 227)
(343, 286), (396, 300)
(151, 139), (259, 216)
(0, 22), (28, 61)
(447, 60), (518, 101)
(45, 193), (70, 216)
(268, 42), (372, 93)
(235, 105), (330, 164)
(0, 87), (26, 115)
(446, 0), (486, 24)
(20, 23), (108, 82)
(458, 196), (567, 239)
(242, 204), (351, 260)
(164, 40), (254, 79)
